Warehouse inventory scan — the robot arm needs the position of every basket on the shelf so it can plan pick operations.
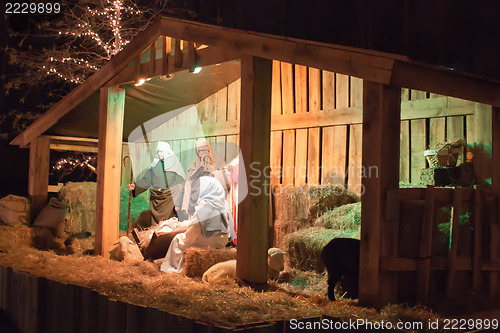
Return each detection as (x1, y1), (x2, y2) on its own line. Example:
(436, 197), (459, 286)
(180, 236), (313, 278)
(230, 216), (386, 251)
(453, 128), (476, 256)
(424, 145), (462, 168)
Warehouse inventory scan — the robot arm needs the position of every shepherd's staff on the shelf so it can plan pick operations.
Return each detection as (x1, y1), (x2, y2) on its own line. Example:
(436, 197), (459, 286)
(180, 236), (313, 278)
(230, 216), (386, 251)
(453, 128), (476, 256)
(123, 155), (134, 236)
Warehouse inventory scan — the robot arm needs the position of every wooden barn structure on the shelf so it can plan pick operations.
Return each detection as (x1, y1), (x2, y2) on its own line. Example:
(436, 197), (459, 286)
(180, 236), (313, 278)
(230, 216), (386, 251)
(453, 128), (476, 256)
(11, 15), (500, 306)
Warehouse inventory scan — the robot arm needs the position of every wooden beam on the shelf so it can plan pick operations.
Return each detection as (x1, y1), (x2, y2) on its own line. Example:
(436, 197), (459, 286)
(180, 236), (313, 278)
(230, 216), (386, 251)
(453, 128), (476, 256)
(10, 18), (161, 147)
(392, 60), (500, 107)
(236, 56), (272, 285)
(49, 144), (98, 153)
(95, 87), (126, 258)
(47, 136), (98, 143)
(160, 17), (395, 84)
(359, 81), (401, 306)
(105, 46), (241, 87)
(28, 136), (50, 222)
(401, 96), (474, 120)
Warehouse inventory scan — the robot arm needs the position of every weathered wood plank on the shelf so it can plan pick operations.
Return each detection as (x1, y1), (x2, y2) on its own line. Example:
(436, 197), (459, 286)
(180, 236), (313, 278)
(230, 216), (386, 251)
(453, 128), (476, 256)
(411, 89), (426, 100)
(348, 124), (363, 195)
(401, 97), (475, 120)
(350, 76), (363, 107)
(400, 120), (410, 183)
(401, 88), (410, 101)
(270, 131), (283, 186)
(215, 136), (226, 161)
(236, 56), (272, 284)
(429, 118), (446, 149)
(96, 87), (125, 257)
(360, 81), (401, 306)
(447, 115), (465, 164)
(336, 74), (350, 108)
(447, 116), (465, 142)
(272, 107), (362, 131)
(307, 127), (320, 185)
(28, 136), (50, 221)
(294, 129), (308, 186)
(226, 135), (239, 162)
(410, 119), (427, 184)
(271, 60), (282, 115)
(309, 68), (321, 112)
(295, 65), (308, 113)
(322, 71), (335, 110)
(330, 126), (347, 186)
(281, 62), (294, 114)
(216, 86), (228, 122)
(282, 130), (295, 186)
(321, 126), (334, 185)
(227, 80), (238, 121)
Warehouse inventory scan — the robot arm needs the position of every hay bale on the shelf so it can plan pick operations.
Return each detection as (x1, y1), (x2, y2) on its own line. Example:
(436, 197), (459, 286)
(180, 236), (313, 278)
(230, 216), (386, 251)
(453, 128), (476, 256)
(183, 247), (237, 278)
(59, 182), (150, 233)
(314, 202), (361, 232)
(273, 184), (359, 250)
(285, 228), (360, 273)
(0, 225), (33, 252)
(59, 182), (97, 234)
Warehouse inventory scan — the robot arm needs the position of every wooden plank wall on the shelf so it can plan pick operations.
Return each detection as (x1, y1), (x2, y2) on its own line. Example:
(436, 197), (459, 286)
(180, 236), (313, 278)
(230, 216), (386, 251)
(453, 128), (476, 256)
(121, 61), (482, 194)
(400, 89), (478, 185)
(271, 61), (365, 195)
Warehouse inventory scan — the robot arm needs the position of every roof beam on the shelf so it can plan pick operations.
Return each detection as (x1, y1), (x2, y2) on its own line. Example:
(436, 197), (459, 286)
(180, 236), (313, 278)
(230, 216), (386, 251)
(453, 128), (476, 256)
(106, 46), (241, 86)
(159, 17), (395, 84)
(392, 61), (500, 107)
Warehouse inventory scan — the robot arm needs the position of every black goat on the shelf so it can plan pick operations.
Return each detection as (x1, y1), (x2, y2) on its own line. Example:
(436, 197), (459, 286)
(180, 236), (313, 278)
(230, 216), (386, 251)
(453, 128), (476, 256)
(321, 238), (360, 300)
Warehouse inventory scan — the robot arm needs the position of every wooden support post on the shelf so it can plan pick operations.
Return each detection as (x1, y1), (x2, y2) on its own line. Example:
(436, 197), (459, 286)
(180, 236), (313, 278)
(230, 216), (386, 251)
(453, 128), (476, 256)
(417, 186), (436, 302)
(149, 41), (156, 77)
(174, 38), (182, 69)
(473, 189), (483, 294)
(492, 107), (500, 190)
(447, 188), (463, 296)
(236, 56), (272, 285)
(96, 87), (125, 257)
(28, 136), (50, 222)
(359, 81), (401, 306)
(491, 107), (500, 297)
(473, 103), (492, 186)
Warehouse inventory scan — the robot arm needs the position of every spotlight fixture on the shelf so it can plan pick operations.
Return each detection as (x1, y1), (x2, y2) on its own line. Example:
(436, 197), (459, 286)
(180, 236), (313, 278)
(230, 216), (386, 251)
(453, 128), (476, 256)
(160, 74), (174, 81)
(134, 78), (146, 86)
(192, 66), (202, 74)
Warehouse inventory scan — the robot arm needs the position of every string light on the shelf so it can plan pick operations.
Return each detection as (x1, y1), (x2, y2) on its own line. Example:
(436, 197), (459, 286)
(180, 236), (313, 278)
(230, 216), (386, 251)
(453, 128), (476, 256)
(46, 0), (142, 84)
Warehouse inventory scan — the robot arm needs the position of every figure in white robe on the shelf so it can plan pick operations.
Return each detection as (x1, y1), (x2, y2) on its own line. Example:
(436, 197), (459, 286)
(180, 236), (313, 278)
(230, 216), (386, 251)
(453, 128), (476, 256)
(161, 176), (236, 273)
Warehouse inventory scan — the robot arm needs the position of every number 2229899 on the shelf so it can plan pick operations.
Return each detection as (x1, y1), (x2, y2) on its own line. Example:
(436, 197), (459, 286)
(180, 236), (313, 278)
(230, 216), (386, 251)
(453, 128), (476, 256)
(5, 3), (61, 14)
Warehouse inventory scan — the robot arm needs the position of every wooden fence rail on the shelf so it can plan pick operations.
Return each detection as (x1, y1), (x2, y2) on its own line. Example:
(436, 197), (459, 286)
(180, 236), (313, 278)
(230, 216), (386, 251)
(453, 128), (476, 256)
(383, 186), (500, 302)
(0, 266), (362, 333)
